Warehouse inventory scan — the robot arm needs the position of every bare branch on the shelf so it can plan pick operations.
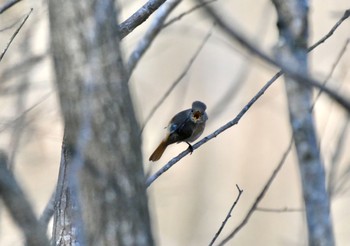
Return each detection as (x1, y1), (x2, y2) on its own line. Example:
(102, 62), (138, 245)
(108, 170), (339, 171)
(0, 92), (52, 133)
(217, 137), (294, 246)
(328, 115), (350, 198)
(256, 207), (303, 213)
(0, 0), (22, 14)
(140, 23), (215, 134)
(163, 0), (217, 28)
(146, 7), (350, 186)
(308, 10), (350, 52)
(39, 189), (56, 229)
(0, 8), (33, 62)
(0, 53), (46, 82)
(209, 184), (243, 246)
(146, 70), (283, 187)
(334, 160), (350, 196)
(272, 1), (334, 245)
(118, 0), (167, 39)
(310, 38), (350, 111)
(127, 0), (181, 75)
(0, 151), (50, 246)
(197, 3), (350, 112)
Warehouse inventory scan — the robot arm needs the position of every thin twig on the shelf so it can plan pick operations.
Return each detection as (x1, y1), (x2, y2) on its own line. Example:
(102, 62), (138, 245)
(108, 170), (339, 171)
(217, 137), (294, 246)
(308, 10), (350, 52)
(0, 92), (52, 133)
(310, 38), (350, 111)
(39, 189), (56, 229)
(198, 3), (350, 111)
(0, 53), (46, 82)
(256, 207), (303, 213)
(163, 0), (217, 28)
(328, 115), (350, 198)
(127, 0), (181, 75)
(140, 23), (215, 134)
(0, 8), (33, 62)
(118, 0), (167, 39)
(334, 161), (350, 196)
(0, 0), (22, 14)
(0, 16), (24, 32)
(209, 184), (243, 246)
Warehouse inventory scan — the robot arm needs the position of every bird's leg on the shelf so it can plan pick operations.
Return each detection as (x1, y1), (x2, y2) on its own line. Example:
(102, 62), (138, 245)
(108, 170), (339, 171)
(185, 142), (194, 154)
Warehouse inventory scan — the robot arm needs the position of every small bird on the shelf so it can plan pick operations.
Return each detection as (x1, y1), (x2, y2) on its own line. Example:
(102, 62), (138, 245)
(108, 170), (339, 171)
(149, 101), (208, 161)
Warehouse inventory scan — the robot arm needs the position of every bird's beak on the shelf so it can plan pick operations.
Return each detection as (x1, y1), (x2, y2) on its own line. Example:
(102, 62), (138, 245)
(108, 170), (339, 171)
(193, 111), (201, 120)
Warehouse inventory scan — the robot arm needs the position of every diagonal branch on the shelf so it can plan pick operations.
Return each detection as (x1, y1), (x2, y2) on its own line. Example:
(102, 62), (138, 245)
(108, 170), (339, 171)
(118, 0), (167, 39)
(0, 151), (50, 246)
(0, 8), (33, 62)
(146, 70), (282, 187)
(308, 11), (350, 52)
(209, 184), (243, 246)
(127, 0), (181, 75)
(0, 0), (22, 14)
(217, 138), (294, 245)
(197, 3), (350, 112)
(163, 0), (217, 28)
(310, 38), (350, 111)
(146, 7), (350, 187)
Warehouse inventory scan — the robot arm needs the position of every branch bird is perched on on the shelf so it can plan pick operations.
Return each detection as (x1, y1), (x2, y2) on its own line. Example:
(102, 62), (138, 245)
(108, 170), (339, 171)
(149, 101), (208, 161)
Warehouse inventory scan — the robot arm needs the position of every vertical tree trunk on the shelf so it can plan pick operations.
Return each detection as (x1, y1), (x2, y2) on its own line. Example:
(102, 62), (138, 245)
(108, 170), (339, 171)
(48, 1), (154, 245)
(271, 1), (334, 245)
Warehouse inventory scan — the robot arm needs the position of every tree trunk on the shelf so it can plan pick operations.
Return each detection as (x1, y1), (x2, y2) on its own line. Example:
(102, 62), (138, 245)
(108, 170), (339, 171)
(271, 1), (334, 245)
(48, 1), (154, 245)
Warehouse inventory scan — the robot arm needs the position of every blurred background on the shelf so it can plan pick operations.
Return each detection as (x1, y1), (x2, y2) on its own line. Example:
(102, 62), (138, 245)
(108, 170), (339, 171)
(0, 0), (349, 245)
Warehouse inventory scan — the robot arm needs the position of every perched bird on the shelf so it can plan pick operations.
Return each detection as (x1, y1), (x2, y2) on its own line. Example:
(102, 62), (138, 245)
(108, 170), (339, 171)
(149, 101), (208, 161)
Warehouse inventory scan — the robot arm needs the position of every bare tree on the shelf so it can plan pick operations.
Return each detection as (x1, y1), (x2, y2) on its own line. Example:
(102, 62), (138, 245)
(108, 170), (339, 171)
(1, 0), (349, 245)
(48, 1), (153, 245)
(271, 1), (334, 245)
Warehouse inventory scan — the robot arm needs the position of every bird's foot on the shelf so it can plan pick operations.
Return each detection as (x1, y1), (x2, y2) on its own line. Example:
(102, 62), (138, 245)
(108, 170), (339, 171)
(186, 142), (194, 154)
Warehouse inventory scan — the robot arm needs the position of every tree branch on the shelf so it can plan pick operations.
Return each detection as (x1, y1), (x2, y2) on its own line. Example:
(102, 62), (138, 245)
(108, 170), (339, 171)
(308, 10), (350, 52)
(127, 0), (181, 75)
(209, 184), (243, 246)
(197, 2), (350, 112)
(0, 0), (22, 14)
(217, 137), (294, 245)
(0, 151), (50, 246)
(146, 70), (283, 187)
(0, 8), (33, 62)
(39, 189), (56, 230)
(118, 0), (167, 39)
(272, 1), (334, 245)
(146, 7), (350, 187)
(163, 0), (217, 28)
(311, 38), (350, 111)
(255, 207), (303, 213)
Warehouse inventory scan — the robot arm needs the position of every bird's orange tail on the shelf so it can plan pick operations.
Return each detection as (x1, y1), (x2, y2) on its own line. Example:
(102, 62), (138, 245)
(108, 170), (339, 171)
(149, 141), (168, 161)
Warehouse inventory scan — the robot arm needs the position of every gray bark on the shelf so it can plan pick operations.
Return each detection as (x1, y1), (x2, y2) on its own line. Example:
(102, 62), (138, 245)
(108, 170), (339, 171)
(48, 1), (154, 245)
(271, 1), (335, 245)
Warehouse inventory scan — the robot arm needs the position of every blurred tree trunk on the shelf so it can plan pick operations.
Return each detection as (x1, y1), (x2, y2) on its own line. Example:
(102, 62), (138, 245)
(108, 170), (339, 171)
(48, 1), (154, 245)
(271, 1), (334, 245)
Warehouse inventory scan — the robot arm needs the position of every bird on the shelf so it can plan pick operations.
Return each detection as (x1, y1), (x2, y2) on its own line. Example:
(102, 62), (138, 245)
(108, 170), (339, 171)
(149, 101), (208, 161)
